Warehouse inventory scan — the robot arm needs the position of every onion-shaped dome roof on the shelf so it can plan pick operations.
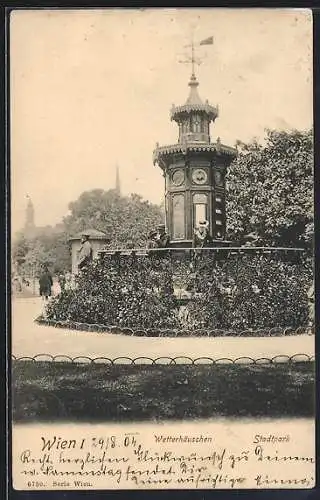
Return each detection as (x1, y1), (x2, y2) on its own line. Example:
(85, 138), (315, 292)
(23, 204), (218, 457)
(171, 74), (218, 121)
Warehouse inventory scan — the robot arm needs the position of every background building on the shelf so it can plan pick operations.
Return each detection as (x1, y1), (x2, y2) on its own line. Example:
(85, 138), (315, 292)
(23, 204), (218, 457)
(24, 195), (36, 238)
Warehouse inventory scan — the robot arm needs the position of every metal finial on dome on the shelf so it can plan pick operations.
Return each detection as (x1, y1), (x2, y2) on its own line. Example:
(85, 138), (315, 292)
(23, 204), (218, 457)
(170, 34), (219, 139)
(174, 35), (218, 115)
(186, 73), (203, 105)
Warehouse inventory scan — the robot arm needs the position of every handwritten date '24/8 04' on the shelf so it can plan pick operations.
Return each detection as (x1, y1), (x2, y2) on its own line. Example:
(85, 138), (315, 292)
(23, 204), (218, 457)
(39, 435), (137, 452)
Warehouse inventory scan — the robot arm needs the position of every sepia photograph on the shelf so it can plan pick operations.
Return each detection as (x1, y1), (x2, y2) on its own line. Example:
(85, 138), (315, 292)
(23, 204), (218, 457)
(10, 8), (315, 490)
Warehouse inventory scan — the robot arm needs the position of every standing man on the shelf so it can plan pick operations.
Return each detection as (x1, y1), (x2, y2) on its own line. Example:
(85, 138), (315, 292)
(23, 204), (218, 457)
(39, 264), (53, 301)
(193, 220), (212, 248)
(78, 233), (93, 271)
(155, 224), (170, 249)
(193, 220), (212, 268)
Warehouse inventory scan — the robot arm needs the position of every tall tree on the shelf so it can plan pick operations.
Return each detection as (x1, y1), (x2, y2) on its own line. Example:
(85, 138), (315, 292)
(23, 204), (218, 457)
(63, 189), (164, 247)
(226, 129), (313, 247)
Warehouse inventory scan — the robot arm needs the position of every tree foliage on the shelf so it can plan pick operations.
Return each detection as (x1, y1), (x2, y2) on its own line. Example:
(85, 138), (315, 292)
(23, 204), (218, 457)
(12, 229), (71, 275)
(12, 189), (164, 275)
(226, 129), (313, 247)
(63, 189), (164, 248)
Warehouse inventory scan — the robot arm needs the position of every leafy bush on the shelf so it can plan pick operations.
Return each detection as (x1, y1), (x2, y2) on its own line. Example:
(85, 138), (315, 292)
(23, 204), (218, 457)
(46, 256), (179, 329)
(187, 254), (311, 330)
(45, 252), (312, 332)
(227, 129), (313, 247)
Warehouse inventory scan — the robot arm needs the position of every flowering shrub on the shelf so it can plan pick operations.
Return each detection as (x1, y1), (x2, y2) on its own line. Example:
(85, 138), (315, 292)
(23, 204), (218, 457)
(45, 251), (312, 332)
(46, 255), (179, 329)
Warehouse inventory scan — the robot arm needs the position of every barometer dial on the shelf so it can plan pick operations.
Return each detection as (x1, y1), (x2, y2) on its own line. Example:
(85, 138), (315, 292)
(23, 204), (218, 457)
(192, 168), (208, 185)
(172, 169), (185, 187)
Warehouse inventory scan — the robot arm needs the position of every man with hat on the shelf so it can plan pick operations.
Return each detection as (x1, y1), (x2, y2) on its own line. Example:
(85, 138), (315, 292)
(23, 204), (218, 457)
(193, 220), (212, 248)
(78, 233), (93, 271)
(155, 224), (170, 249)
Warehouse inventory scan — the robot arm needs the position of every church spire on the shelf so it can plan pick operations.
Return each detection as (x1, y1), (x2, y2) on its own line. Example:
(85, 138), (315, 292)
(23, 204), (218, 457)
(115, 164), (121, 196)
(24, 195), (35, 237)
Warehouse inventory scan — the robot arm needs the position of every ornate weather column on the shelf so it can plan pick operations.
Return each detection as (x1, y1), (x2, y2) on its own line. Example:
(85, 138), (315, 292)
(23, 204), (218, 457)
(153, 42), (237, 248)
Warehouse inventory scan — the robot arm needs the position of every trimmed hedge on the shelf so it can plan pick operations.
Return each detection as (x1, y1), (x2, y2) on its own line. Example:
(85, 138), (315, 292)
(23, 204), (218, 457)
(45, 253), (313, 333)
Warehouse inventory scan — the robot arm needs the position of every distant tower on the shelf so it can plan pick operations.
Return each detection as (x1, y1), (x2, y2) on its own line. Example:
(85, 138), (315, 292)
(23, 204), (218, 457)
(115, 165), (121, 196)
(24, 195), (35, 237)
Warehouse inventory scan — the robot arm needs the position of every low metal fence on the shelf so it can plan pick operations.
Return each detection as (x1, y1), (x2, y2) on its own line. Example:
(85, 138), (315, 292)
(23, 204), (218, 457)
(34, 316), (315, 337)
(12, 353), (315, 365)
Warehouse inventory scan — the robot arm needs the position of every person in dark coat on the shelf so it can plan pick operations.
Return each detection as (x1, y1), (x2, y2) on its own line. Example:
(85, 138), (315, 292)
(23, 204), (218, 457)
(39, 265), (53, 301)
(154, 224), (170, 249)
(78, 234), (93, 271)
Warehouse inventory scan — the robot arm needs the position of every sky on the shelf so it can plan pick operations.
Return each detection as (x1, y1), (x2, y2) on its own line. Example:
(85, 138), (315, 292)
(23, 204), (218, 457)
(10, 8), (312, 231)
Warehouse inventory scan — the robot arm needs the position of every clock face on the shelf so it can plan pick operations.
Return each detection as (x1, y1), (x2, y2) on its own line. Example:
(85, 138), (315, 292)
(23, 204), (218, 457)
(192, 168), (208, 185)
(172, 169), (185, 187)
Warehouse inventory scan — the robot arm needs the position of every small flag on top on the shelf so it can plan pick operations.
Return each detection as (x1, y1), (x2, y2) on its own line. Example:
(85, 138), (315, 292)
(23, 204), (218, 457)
(199, 36), (214, 46)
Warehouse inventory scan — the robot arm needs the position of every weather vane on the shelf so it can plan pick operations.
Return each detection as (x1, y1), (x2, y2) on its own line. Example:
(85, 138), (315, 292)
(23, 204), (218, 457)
(179, 35), (214, 76)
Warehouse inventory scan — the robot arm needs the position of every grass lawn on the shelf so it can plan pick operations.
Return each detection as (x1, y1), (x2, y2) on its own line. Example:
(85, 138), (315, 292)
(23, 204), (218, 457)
(12, 361), (314, 422)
